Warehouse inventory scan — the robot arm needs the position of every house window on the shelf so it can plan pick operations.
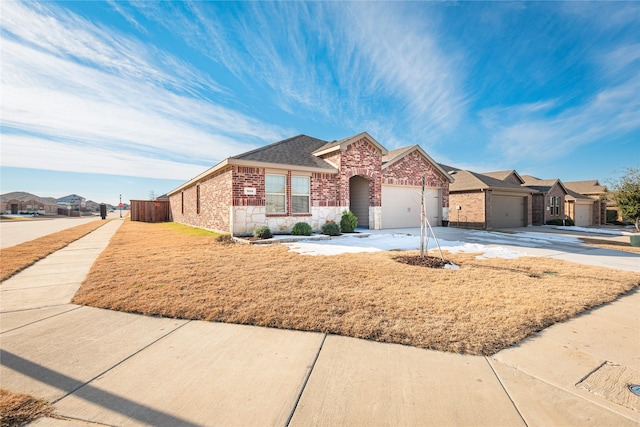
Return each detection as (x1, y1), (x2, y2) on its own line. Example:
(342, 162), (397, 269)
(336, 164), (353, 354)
(181, 191), (184, 214)
(291, 176), (310, 214)
(196, 185), (200, 214)
(550, 196), (560, 216)
(266, 175), (286, 214)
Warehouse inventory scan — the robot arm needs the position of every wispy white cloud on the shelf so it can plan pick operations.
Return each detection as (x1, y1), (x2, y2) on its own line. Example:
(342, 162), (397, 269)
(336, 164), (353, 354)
(118, 2), (468, 149)
(1, 1), (290, 179)
(484, 74), (639, 161)
(1, 134), (203, 180)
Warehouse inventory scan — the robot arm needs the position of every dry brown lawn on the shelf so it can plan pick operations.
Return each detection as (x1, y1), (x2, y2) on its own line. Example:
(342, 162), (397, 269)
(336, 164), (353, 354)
(580, 236), (640, 254)
(0, 388), (54, 427)
(73, 221), (639, 356)
(0, 220), (110, 282)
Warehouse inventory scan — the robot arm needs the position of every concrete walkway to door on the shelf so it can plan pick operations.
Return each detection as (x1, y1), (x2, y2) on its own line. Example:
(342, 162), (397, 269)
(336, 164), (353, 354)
(1, 219), (638, 425)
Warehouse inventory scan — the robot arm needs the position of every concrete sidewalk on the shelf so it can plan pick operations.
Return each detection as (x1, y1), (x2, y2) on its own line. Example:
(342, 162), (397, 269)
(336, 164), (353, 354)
(1, 221), (638, 426)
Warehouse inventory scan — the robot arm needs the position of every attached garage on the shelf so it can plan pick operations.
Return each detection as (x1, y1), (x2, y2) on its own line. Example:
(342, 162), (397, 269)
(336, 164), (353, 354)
(382, 185), (440, 228)
(491, 195), (526, 228)
(574, 203), (592, 227)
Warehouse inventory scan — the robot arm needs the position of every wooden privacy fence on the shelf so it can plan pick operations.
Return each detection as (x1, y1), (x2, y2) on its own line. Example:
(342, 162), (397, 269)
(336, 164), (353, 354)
(130, 200), (171, 223)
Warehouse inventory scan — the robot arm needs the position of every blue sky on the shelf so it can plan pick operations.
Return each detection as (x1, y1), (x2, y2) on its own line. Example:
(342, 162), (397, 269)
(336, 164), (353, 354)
(2, 1), (638, 205)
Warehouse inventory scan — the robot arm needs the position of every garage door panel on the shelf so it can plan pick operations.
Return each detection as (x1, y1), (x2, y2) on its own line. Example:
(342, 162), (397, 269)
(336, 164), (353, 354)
(574, 204), (592, 227)
(492, 196), (525, 228)
(382, 186), (439, 229)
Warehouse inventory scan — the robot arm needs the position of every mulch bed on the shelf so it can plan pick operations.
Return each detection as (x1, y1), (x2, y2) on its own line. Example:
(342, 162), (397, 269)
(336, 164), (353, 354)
(394, 255), (451, 268)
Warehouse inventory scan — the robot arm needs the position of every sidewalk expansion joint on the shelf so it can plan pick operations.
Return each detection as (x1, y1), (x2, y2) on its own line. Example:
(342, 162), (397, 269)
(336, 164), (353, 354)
(0, 305), (82, 334)
(285, 332), (327, 427)
(485, 356), (529, 427)
(52, 319), (193, 405)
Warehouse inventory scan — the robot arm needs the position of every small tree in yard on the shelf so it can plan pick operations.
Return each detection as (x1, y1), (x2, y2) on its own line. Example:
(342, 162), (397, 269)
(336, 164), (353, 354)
(609, 167), (640, 231)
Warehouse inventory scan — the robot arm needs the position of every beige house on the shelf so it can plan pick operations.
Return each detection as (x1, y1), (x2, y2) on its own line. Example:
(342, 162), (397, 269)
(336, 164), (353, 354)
(445, 168), (536, 229)
(1, 192), (58, 215)
(521, 176), (569, 225)
(564, 180), (608, 225)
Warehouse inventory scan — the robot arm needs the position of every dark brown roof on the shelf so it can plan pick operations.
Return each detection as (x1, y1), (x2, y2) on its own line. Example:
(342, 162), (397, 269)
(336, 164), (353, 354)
(231, 134), (335, 170)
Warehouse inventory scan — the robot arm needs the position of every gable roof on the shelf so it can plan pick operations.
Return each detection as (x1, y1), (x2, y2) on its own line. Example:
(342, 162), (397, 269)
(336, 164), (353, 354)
(564, 180), (608, 195)
(482, 170), (525, 184)
(231, 134), (335, 170)
(449, 170), (536, 193)
(438, 163), (461, 174)
(312, 131), (388, 157)
(383, 145), (453, 182)
(521, 176), (569, 195)
(565, 187), (594, 202)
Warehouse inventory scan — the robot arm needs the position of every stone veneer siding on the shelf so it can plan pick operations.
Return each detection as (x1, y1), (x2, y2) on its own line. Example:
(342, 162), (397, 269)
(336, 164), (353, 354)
(230, 167), (341, 235)
(382, 150), (450, 209)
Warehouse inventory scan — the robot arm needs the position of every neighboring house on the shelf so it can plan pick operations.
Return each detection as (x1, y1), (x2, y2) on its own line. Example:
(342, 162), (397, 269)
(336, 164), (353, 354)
(168, 132), (452, 235)
(521, 176), (569, 225)
(444, 168), (536, 229)
(1, 192), (58, 214)
(564, 180), (608, 225)
(57, 194), (86, 209)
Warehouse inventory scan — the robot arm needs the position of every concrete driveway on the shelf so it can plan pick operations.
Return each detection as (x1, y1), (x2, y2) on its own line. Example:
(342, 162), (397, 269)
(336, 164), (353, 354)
(366, 225), (640, 273)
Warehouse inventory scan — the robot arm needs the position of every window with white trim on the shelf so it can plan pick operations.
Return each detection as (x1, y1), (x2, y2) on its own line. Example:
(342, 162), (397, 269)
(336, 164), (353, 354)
(549, 196), (555, 216)
(291, 176), (310, 214)
(266, 175), (286, 214)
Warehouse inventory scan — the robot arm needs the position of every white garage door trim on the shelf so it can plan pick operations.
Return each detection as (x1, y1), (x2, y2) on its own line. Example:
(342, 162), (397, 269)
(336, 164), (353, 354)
(382, 185), (440, 229)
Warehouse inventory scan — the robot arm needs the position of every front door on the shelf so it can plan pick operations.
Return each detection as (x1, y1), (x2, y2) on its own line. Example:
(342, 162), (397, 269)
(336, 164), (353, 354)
(349, 176), (370, 228)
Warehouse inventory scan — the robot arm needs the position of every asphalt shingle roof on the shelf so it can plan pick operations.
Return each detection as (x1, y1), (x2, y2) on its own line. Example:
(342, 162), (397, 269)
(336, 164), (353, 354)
(449, 170), (534, 192)
(231, 134), (335, 170)
(564, 180), (607, 195)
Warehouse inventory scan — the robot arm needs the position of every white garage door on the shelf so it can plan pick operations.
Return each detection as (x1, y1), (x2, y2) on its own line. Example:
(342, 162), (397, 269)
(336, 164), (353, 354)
(574, 204), (592, 227)
(382, 185), (440, 228)
(491, 195), (525, 228)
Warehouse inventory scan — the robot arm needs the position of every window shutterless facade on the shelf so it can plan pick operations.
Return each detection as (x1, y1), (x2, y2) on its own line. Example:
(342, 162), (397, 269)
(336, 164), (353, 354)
(266, 175), (286, 214)
(291, 176), (310, 214)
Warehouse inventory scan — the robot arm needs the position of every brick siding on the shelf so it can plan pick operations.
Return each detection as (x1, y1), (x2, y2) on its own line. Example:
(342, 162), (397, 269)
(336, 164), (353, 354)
(170, 167), (232, 233)
(335, 138), (383, 207)
(382, 150), (450, 208)
(449, 191), (486, 228)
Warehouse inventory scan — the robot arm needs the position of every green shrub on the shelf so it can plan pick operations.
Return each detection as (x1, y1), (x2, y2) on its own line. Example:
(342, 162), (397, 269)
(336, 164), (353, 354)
(546, 218), (575, 226)
(291, 222), (313, 236)
(321, 222), (341, 236)
(606, 210), (618, 223)
(340, 210), (358, 233)
(253, 226), (272, 239)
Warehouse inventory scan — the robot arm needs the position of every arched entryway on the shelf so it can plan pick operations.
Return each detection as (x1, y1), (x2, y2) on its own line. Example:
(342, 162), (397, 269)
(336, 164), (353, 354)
(349, 176), (370, 228)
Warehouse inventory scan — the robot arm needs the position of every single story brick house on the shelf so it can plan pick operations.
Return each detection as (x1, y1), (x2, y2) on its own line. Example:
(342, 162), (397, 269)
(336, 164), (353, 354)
(168, 132), (452, 235)
(520, 175), (569, 225)
(564, 180), (608, 225)
(442, 167), (536, 229)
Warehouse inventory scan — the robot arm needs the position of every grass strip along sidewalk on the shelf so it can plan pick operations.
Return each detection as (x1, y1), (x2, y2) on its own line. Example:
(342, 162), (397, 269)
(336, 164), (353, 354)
(74, 221), (639, 356)
(0, 388), (55, 427)
(0, 220), (111, 282)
